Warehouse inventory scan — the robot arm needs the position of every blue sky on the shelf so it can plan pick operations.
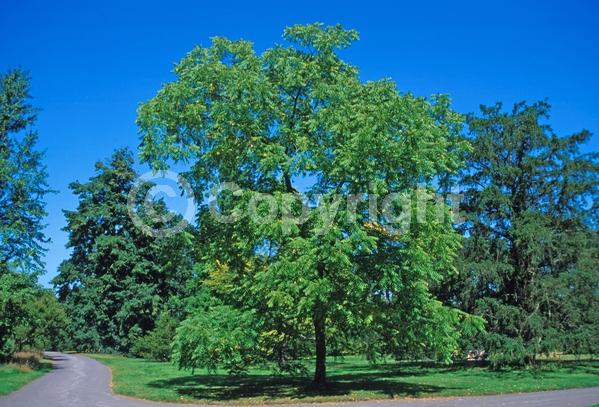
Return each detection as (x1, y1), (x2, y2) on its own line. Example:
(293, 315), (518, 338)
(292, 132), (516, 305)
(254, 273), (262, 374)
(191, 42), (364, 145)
(1, 0), (598, 286)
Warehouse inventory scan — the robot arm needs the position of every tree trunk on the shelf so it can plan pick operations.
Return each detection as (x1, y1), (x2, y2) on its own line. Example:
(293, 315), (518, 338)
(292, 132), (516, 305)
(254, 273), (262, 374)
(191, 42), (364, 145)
(313, 302), (327, 388)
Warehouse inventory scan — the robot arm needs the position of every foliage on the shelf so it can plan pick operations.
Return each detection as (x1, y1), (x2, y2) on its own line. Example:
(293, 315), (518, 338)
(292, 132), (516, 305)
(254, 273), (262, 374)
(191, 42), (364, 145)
(13, 290), (67, 352)
(137, 23), (477, 385)
(173, 303), (259, 374)
(53, 149), (195, 353)
(0, 271), (66, 360)
(131, 311), (178, 361)
(0, 272), (37, 360)
(0, 69), (66, 360)
(0, 69), (51, 275)
(436, 101), (599, 366)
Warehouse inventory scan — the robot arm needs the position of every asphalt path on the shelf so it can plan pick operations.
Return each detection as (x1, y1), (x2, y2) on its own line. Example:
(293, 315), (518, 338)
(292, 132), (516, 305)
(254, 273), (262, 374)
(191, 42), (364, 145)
(1, 352), (598, 407)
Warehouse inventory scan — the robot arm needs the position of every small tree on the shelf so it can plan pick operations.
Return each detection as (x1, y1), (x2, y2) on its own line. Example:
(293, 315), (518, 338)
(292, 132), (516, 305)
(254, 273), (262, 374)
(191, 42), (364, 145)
(13, 290), (68, 352)
(0, 272), (36, 360)
(0, 272), (66, 359)
(138, 23), (478, 386)
(131, 311), (178, 361)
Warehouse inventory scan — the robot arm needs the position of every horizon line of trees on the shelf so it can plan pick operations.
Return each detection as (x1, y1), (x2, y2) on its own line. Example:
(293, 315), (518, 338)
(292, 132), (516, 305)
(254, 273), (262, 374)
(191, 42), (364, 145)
(1, 24), (597, 386)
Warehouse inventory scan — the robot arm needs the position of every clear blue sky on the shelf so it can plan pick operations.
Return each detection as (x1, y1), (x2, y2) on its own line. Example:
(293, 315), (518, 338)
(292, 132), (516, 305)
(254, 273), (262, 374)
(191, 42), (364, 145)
(1, 0), (598, 286)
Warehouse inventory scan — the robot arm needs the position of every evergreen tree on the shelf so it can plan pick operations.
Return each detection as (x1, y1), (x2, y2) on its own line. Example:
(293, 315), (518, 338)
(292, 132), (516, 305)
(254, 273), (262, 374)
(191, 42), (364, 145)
(0, 69), (51, 275)
(438, 101), (599, 365)
(53, 149), (194, 352)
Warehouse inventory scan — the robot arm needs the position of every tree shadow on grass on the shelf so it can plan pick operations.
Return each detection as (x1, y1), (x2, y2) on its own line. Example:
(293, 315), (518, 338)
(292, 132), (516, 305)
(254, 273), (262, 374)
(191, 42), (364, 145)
(541, 360), (599, 376)
(145, 360), (599, 402)
(146, 370), (450, 402)
(470, 360), (599, 380)
(327, 360), (489, 379)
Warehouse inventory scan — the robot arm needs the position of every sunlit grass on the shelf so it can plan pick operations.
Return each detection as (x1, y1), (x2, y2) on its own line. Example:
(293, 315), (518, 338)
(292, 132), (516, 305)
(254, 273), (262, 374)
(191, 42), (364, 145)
(88, 354), (599, 404)
(0, 362), (51, 396)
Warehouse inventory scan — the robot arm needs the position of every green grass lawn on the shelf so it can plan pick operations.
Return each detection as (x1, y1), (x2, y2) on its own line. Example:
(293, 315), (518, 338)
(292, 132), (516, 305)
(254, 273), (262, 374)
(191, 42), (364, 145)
(0, 363), (51, 396)
(88, 354), (599, 404)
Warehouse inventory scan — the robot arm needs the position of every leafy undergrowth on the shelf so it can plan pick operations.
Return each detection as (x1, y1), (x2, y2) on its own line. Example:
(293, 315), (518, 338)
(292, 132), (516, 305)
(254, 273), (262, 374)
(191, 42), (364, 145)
(0, 357), (52, 396)
(88, 354), (599, 404)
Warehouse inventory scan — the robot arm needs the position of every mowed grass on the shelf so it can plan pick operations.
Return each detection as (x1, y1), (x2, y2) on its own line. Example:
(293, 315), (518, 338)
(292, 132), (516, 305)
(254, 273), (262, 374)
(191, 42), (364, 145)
(88, 354), (599, 404)
(0, 362), (51, 396)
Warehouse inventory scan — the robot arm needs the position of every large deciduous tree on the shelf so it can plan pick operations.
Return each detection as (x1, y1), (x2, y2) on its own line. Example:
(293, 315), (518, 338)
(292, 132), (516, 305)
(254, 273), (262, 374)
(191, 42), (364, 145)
(138, 24), (479, 386)
(437, 101), (599, 365)
(53, 149), (194, 352)
(0, 69), (51, 275)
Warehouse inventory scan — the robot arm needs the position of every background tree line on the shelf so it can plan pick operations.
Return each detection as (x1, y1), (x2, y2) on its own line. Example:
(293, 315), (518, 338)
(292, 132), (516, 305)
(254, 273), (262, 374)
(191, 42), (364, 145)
(0, 24), (597, 386)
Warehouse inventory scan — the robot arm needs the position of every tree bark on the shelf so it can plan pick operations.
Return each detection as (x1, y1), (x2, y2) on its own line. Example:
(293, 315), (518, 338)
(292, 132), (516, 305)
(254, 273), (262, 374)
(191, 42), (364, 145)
(313, 302), (327, 388)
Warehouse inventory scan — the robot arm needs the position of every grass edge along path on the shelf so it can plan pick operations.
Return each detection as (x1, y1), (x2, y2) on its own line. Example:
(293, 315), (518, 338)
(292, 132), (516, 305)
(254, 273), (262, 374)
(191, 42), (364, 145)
(87, 354), (599, 405)
(0, 361), (52, 396)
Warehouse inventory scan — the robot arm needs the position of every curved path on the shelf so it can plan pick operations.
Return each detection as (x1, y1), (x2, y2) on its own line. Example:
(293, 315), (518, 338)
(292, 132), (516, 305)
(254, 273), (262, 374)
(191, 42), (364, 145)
(1, 352), (598, 407)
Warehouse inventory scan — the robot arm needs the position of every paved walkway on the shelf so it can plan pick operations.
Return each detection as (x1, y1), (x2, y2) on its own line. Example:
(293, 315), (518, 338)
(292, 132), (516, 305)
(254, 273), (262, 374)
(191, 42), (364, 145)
(0, 352), (598, 406)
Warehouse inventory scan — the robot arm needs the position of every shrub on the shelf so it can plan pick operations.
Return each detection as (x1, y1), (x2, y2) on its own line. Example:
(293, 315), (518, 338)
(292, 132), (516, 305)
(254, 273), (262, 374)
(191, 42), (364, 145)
(172, 304), (259, 374)
(131, 312), (177, 361)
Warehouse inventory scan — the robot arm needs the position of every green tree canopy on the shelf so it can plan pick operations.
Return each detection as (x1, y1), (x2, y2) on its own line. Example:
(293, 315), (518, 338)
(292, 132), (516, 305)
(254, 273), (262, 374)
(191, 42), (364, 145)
(53, 149), (195, 352)
(0, 272), (38, 359)
(0, 271), (66, 360)
(0, 69), (63, 360)
(138, 23), (480, 386)
(0, 69), (51, 275)
(437, 101), (599, 365)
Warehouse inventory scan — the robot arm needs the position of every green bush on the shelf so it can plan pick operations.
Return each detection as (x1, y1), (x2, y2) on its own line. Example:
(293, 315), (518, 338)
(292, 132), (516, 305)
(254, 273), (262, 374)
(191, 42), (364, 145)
(0, 273), (68, 360)
(172, 304), (259, 374)
(131, 312), (178, 361)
